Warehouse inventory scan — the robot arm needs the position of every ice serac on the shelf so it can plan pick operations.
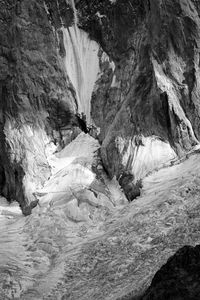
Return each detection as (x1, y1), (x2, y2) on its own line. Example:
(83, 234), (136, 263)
(36, 132), (126, 222)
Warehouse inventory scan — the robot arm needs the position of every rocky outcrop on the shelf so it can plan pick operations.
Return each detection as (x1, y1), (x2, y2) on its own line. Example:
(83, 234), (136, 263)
(141, 245), (200, 300)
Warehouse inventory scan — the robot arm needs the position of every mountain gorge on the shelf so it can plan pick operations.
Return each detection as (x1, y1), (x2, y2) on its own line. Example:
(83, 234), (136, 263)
(0, 0), (200, 299)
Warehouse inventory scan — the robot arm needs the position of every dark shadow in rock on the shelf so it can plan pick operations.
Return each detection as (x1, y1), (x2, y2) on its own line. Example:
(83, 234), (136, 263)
(139, 245), (200, 300)
(75, 113), (88, 133)
(119, 172), (143, 201)
(21, 199), (39, 216)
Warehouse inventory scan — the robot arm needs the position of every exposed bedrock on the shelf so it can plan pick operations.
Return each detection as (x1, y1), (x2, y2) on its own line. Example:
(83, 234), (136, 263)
(1, 0), (200, 210)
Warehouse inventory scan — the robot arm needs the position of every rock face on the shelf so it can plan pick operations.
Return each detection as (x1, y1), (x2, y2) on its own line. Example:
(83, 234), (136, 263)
(78, 0), (200, 199)
(1, 0), (200, 209)
(141, 245), (200, 300)
(0, 0), (77, 213)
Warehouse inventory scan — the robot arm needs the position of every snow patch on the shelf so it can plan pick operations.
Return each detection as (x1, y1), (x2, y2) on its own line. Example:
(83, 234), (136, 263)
(96, 12), (106, 19)
(131, 136), (177, 180)
(101, 52), (115, 72)
(111, 74), (121, 88)
(117, 135), (177, 181)
(43, 2), (50, 15)
(0, 197), (22, 218)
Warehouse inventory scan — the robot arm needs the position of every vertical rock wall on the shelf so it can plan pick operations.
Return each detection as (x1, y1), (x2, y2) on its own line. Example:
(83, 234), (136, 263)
(0, 0), (76, 213)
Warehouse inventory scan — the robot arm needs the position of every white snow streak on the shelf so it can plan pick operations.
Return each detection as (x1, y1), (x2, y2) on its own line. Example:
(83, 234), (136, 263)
(63, 27), (99, 123)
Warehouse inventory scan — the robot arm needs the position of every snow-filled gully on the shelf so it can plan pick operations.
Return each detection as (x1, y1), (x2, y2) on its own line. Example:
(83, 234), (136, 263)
(62, 25), (99, 124)
(62, 0), (99, 125)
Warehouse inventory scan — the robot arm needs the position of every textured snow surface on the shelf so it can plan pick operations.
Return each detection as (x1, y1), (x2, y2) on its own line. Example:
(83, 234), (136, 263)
(0, 132), (127, 299)
(0, 137), (200, 298)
